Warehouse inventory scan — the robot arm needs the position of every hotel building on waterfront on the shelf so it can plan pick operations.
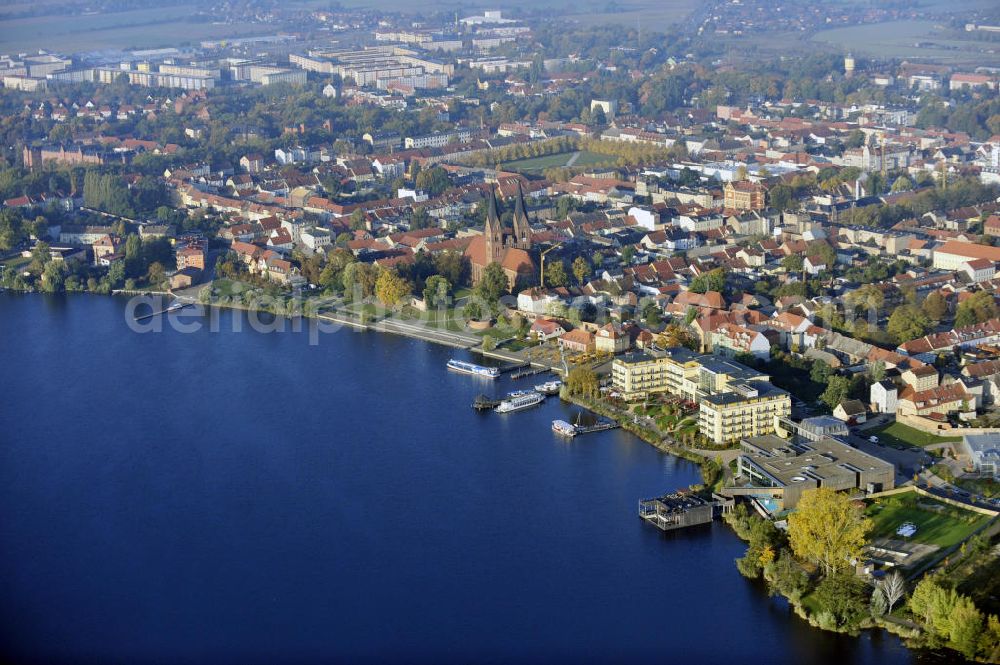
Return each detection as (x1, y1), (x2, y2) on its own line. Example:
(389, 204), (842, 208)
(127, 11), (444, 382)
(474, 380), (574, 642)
(699, 384), (792, 445)
(611, 348), (791, 444)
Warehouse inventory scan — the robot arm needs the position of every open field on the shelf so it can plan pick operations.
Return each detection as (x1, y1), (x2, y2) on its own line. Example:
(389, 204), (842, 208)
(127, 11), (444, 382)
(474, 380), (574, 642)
(869, 421), (961, 449)
(502, 150), (614, 175)
(329, 0), (698, 30)
(811, 20), (1000, 66)
(0, 255), (31, 272)
(866, 492), (990, 548)
(0, 0), (695, 56)
(565, 0), (698, 32)
(0, 6), (271, 53)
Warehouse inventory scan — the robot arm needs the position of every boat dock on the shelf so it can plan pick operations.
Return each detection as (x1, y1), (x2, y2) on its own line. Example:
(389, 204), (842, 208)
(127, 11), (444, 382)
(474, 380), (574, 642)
(472, 395), (502, 410)
(511, 366), (548, 380)
(575, 420), (618, 434)
(134, 301), (192, 322)
(552, 417), (618, 437)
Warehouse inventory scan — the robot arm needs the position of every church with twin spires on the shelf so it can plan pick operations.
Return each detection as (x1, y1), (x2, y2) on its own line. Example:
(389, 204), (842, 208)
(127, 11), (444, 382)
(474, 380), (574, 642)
(465, 182), (537, 291)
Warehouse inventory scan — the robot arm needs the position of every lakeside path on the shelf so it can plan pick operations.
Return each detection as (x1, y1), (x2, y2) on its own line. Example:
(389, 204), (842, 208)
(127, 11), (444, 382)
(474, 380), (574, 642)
(373, 316), (481, 348)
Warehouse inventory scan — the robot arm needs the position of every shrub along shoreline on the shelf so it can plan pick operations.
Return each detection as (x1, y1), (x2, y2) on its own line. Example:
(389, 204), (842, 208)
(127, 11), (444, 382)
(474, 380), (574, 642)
(725, 496), (1000, 662)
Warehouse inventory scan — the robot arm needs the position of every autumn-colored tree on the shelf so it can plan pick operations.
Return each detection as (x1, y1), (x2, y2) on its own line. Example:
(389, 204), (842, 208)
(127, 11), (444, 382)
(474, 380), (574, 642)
(657, 323), (698, 351)
(921, 290), (948, 322)
(349, 209), (366, 231)
(545, 259), (569, 287)
(146, 262), (166, 288)
(787, 488), (871, 575)
(566, 366), (599, 398)
(374, 267), (410, 308)
(808, 241), (837, 270)
(341, 262), (378, 299)
(846, 283), (884, 313)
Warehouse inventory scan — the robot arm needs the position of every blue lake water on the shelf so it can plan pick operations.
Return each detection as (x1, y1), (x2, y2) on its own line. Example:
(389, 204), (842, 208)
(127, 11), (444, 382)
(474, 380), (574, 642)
(0, 293), (920, 664)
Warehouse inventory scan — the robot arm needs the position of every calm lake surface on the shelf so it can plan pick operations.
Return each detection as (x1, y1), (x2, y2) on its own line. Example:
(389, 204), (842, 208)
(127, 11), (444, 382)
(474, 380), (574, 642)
(0, 294), (922, 664)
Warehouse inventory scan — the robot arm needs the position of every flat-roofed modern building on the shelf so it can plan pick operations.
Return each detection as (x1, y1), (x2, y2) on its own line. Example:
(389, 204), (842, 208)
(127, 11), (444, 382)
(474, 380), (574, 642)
(93, 67), (215, 90)
(158, 64), (221, 80)
(290, 46), (452, 88)
(734, 435), (895, 510)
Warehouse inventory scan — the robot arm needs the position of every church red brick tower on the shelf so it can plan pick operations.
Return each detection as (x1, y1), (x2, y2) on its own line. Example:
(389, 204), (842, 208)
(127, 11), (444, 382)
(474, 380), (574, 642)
(466, 183), (536, 290)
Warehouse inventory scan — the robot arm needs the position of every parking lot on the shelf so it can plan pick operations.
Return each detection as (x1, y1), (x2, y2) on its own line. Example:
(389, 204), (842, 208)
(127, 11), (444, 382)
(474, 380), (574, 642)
(848, 434), (933, 482)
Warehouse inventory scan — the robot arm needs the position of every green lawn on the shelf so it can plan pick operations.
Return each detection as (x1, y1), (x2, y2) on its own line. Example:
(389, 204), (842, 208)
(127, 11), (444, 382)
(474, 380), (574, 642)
(212, 279), (236, 297)
(397, 305), (468, 332)
(502, 150), (615, 175)
(321, 0), (698, 32)
(866, 492), (990, 548)
(810, 19), (1000, 66)
(0, 7), (269, 52)
(870, 422), (961, 449)
(0, 255), (31, 271)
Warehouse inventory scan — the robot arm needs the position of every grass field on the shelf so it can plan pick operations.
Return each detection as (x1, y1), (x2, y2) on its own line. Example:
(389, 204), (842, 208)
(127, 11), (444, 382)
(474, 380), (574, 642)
(398, 305), (468, 333)
(0, 6), (271, 53)
(866, 491), (989, 548)
(502, 150), (615, 175)
(566, 0), (698, 32)
(869, 421), (961, 449)
(810, 20), (1000, 66)
(0, 254), (31, 272)
(326, 0), (697, 31)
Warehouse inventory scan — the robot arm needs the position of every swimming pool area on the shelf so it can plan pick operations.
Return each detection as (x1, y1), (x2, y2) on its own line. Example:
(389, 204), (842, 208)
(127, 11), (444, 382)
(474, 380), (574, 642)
(754, 496), (782, 515)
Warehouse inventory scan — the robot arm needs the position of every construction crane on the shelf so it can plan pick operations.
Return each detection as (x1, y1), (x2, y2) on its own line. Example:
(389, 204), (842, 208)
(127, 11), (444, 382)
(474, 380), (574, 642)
(539, 242), (564, 287)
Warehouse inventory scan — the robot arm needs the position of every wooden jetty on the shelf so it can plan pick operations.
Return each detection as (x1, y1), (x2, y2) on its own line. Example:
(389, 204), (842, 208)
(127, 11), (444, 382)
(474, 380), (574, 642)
(510, 366), (547, 380)
(134, 301), (192, 322)
(575, 420), (618, 434)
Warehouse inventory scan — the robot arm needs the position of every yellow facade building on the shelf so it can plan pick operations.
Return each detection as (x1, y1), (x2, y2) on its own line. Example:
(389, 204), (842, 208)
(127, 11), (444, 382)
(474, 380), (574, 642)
(698, 385), (791, 445)
(612, 348), (790, 444)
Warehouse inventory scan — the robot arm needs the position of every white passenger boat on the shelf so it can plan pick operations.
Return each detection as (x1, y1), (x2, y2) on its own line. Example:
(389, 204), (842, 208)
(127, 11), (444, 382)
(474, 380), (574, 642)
(447, 359), (500, 378)
(495, 391), (545, 413)
(534, 380), (562, 396)
(551, 420), (578, 437)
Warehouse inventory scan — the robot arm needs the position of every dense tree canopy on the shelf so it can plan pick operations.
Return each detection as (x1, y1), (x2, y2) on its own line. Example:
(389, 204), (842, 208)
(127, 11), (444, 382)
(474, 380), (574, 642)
(787, 488), (871, 575)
